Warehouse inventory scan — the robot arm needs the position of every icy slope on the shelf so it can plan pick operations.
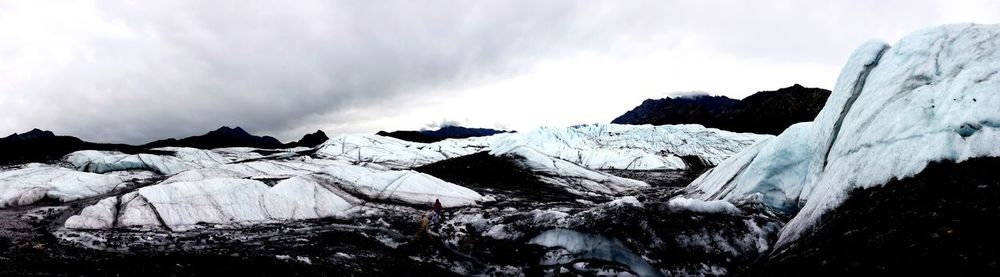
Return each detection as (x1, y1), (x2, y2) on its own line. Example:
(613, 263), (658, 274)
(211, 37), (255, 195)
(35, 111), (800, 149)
(318, 124), (767, 171)
(0, 164), (124, 208)
(504, 124), (766, 170)
(315, 134), (499, 170)
(490, 141), (649, 197)
(65, 160), (483, 230)
(64, 148), (231, 175)
(683, 24), (1000, 245)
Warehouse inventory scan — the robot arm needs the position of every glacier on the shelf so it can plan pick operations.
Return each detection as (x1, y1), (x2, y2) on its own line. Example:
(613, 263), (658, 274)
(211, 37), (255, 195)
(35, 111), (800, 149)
(64, 148), (231, 175)
(501, 124), (766, 170)
(0, 164), (125, 208)
(317, 123), (768, 171)
(55, 122), (767, 231)
(489, 140), (650, 197)
(683, 24), (1000, 246)
(65, 160), (484, 230)
(315, 134), (499, 170)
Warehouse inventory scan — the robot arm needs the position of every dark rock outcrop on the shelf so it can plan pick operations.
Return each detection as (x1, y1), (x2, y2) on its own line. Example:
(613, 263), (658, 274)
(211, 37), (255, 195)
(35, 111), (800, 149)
(612, 84), (830, 134)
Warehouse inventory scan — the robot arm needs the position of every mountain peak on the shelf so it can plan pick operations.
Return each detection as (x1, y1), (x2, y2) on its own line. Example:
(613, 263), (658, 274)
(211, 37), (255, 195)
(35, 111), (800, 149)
(208, 126), (253, 137)
(290, 130), (329, 147)
(1, 128), (56, 143)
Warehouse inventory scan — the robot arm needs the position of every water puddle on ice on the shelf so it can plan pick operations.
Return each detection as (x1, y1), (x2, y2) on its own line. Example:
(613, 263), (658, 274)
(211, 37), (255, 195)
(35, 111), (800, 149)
(529, 228), (662, 277)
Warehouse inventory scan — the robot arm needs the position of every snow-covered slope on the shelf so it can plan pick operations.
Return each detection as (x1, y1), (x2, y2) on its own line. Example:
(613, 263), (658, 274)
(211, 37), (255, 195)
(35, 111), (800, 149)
(683, 24), (1000, 246)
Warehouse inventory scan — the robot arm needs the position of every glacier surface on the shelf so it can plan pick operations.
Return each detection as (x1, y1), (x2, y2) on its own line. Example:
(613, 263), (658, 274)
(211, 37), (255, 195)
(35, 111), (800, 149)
(0, 164), (124, 208)
(64, 159), (484, 230)
(317, 123), (767, 171)
(683, 24), (1000, 246)
(64, 148), (230, 175)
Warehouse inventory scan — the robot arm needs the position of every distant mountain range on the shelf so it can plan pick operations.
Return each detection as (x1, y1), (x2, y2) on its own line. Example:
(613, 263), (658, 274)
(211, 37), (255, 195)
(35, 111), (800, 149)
(143, 126), (328, 149)
(612, 84), (830, 135)
(0, 127), (328, 165)
(144, 126), (284, 149)
(376, 125), (512, 143)
(0, 129), (139, 165)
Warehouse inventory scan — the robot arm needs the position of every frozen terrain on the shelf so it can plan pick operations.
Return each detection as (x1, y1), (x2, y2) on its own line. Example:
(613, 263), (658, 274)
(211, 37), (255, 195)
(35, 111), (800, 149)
(684, 23), (1000, 246)
(0, 121), (767, 275)
(317, 123), (767, 171)
(53, 123), (767, 232)
(0, 164), (125, 208)
(2, 23), (997, 276)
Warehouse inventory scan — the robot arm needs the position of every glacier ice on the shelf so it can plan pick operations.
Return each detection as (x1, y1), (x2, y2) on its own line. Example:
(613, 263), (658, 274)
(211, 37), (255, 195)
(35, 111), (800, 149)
(0, 164), (124, 208)
(315, 134), (498, 170)
(64, 148), (230, 175)
(667, 197), (742, 215)
(319, 164), (483, 207)
(683, 24), (1000, 246)
(501, 124), (767, 170)
(65, 160), (483, 230)
(490, 141), (649, 196)
(317, 123), (768, 171)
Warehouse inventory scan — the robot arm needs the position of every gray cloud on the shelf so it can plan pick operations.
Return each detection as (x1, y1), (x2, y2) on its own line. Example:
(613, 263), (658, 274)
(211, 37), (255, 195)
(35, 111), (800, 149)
(422, 119), (465, 131)
(1, 0), (995, 143)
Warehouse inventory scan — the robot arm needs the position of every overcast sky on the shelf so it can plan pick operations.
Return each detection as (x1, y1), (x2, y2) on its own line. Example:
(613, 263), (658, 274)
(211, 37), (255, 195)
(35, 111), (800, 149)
(2, 0), (998, 143)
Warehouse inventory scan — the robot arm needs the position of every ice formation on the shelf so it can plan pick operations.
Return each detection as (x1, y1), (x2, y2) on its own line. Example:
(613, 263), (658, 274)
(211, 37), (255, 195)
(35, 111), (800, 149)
(317, 123), (767, 171)
(683, 24), (1000, 245)
(65, 160), (483, 230)
(490, 141), (649, 196)
(0, 164), (124, 208)
(502, 124), (766, 170)
(64, 148), (230, 175)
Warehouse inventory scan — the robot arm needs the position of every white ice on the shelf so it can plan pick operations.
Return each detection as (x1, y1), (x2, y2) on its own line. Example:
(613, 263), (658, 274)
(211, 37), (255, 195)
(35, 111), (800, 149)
(316, 124), (767, 171)
(490, 141), (649, 196)
(667, 197), (742, 215)
(0, 164), (124, 208)
(683, 24), (1000, 246)
(64, 148), (230, 175)
(65, 160), (483, 230)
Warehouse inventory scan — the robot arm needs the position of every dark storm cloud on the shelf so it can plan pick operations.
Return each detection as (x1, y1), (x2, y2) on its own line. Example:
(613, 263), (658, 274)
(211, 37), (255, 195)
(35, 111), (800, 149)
(0, 0), (994, 143)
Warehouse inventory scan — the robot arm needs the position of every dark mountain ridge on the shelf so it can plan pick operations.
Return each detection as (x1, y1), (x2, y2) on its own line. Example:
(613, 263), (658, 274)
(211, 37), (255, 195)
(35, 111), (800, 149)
(0, 130), (140, 166)
(376, 125), (512, 143)
(0, 127), (329, 165)
(143, 126), (284, 149)
(613, 84), (830, 135)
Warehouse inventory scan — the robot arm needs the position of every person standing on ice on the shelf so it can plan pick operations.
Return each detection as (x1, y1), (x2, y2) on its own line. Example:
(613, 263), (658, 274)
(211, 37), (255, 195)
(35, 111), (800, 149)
(431, 199), (444, 231)
(433, 199), (443, 215)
